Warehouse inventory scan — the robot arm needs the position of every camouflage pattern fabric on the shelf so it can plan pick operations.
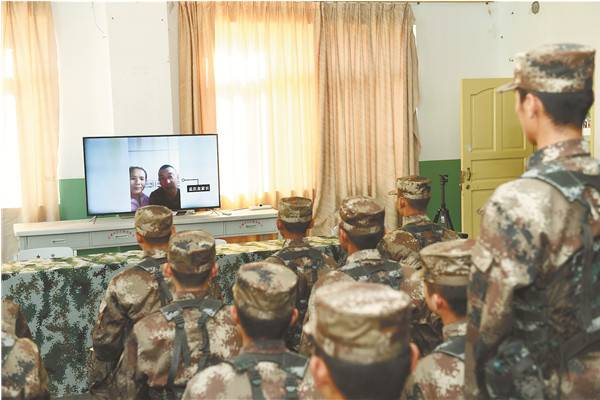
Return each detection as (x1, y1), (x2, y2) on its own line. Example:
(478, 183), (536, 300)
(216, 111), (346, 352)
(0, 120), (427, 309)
(183, 340), (318, 399)
(338, 249), (443, 355)
(1, 236), (340, 396)
(271, 239), (337, 351)
(379, 214), (460, 258)
(2, 298), (33, 339)
(2, 331), (50, 400)
(114, 291), (242, 398)
(496, 43), (595, 93)
(389, 175), (432, 200)
(90, 251), (173, 398)
(465, 139), (600, 399)
(278, 197), (313, 223)
(134, 205), (173, 240)
(168, 230), (215, 274)
(401, 321), (466, 400)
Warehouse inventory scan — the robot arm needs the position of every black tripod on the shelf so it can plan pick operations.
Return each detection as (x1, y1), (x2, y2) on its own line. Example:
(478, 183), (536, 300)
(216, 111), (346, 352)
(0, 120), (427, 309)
(433, 174), (455, 231)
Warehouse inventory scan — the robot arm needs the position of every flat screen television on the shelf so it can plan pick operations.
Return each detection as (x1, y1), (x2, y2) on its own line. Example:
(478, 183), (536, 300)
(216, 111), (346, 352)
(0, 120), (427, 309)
(83, 134), (221, 215)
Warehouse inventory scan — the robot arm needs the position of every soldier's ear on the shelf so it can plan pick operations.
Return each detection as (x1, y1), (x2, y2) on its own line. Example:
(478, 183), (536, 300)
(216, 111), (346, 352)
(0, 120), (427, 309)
(310, 355), (333, 394)
(290, 308), (300, 327)
(170, 226), (176, 235)
(276, 219), (284, 231)
(163, 263), (173, 277)
(409, 342), (420, 372)
(136, 232), (145, 245)
(308, 220), (314, 230)
(231, 306), (240, 325)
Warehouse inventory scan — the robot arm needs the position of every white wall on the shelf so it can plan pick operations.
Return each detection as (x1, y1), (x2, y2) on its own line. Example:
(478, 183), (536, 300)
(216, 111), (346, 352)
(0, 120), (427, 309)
(415, 1), (600, 161)
(53, 2), (175, 180)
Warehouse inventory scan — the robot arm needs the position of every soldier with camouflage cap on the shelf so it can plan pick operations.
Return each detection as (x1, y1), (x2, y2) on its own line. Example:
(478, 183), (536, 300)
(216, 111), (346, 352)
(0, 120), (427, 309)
(465, 44), (600, 399)
(304, 281), (418, 399)
(402, 239), (473, 400)
(184, 261), (318, 399)
(90, 205), (177, 398)
(270, 197), (337, 351)
(2, 331), (49, 400)
(378, 176), (458, 355)
(115, 230), (242, 399)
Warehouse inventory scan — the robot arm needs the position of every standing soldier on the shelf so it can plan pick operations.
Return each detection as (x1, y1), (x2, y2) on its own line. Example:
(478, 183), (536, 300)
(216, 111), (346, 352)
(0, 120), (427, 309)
(90, 205), (176, 398)
(270, 196), (337, 351)
(304, 281), (418, 400)
(183, 261), (316, 399)
(115, 230), (242, 399)
(379, 176), (459, 262)
(402, 239), (472, 399)
(465, 44), (600, 399)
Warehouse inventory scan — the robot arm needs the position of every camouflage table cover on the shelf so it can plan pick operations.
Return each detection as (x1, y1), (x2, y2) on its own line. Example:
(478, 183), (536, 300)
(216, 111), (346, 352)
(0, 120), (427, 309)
(1, 236), (341, 396)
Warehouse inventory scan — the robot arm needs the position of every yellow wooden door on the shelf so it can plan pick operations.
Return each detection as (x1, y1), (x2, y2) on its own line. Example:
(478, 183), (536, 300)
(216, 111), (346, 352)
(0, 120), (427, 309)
(460, 78), (535, 239)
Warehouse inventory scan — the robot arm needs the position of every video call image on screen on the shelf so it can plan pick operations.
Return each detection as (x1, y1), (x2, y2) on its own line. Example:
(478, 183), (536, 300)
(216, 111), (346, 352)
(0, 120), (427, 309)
(84, 135), (220, 214)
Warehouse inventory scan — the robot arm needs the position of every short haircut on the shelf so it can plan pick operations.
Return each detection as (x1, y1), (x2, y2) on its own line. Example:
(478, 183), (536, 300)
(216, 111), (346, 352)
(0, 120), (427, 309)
(316, 345), (412, 400)
(341, 225), (384, 250)
(279, 220), (311, 235)
(171, 268), (211, 289)
(159, 164), (175, 173)
(129, 166), (147, 180)
(236, 306), (293, 341)
(424, 281), (467, 317)
(405, 197), (430, 212)
(143, 234), (171, 245)
(517, 88), (594, 128)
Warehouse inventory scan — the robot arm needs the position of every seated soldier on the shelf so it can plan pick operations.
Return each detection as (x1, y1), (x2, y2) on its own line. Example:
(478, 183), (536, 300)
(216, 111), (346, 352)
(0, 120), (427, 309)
(402, 239), (472, 399)
(2, 331), (49, 400)
(90, 205), (175, 398)
(115, 230), (242, 399)
(270, 196), (337, 351)
(2, 298), (32, 339)
(183, 261), (317, 399)
(379, 176), (459, 261)
(304, 281), (419, 400)
(336, 195), (443, 356)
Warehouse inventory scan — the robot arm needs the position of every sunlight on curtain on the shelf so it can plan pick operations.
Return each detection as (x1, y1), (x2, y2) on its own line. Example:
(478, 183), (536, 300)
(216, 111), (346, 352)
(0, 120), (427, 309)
(212, 2), (320, 209)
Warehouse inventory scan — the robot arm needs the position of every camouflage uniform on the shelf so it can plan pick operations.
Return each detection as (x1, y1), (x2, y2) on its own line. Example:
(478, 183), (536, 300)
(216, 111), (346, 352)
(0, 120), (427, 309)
(183, 261), (317, 399)
(336, 196), (442, 355)
(115, 230), (242, 399)
(90, 206), (176, 398)
(303, 281), (413, 399)
(402, 239), (473, 400)
(2, 298), (32, 339)
(271, 197), (337, 351)
(379, 176), (459, 261)
(465, 44), (600, 399)
(2, 331), (49, 400)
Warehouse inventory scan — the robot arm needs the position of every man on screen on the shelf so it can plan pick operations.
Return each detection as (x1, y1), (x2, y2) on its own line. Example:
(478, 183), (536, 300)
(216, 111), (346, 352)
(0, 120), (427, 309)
(149, 164), (181, 211)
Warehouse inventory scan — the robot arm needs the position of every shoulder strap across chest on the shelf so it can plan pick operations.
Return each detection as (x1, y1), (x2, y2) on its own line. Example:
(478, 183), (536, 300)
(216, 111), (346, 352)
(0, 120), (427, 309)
(135, 257), (173, 306)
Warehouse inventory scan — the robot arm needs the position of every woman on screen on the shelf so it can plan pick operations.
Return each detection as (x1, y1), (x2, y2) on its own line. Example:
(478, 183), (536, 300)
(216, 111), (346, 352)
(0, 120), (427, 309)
(130, 166), (150, 211)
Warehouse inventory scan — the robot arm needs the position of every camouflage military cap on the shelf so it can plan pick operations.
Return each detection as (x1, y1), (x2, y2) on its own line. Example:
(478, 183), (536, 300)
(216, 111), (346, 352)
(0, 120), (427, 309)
(389, 176), (431, 200)
(278, 197), (313, 223)
(420, 239), (474, 286)
(233, 261), (298, 320)
(339, 196), (385, 236)
(134, 205), (173, 240)
(304, 281), (412, 364)
(497, 43), (595, 93)
(167, 230), (216, 274)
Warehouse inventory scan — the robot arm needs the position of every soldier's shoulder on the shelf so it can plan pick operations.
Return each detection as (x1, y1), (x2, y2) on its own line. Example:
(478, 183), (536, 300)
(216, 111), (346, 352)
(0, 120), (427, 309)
(109, 264), (157, 288)
(132, 309), (170, 337)
(184, 362), (237, 398)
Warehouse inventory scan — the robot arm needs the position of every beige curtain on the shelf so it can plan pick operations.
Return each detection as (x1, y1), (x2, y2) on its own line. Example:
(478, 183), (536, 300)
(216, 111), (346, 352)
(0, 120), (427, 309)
(312, 2), (419, 235)
(179, 2), (320, 209)
(2, 2), (59, 223)
(179, 2), (217, 134)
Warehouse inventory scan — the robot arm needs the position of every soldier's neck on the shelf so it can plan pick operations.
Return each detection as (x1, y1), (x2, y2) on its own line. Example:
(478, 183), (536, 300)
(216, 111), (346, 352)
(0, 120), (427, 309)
(282, 232), (307, 242)
(439, 309), (464, 328)
(534, 121), (581, 149)
(140, 243), (168, 256)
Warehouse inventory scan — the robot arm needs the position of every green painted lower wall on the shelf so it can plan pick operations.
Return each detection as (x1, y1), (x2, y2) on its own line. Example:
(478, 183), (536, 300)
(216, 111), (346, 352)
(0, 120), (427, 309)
(58, 159), (463, 231)
(419, 159), (462, 233)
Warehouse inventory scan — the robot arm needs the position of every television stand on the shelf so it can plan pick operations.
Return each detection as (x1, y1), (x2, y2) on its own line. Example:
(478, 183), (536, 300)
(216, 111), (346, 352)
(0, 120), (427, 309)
(13, 209), (278, 253)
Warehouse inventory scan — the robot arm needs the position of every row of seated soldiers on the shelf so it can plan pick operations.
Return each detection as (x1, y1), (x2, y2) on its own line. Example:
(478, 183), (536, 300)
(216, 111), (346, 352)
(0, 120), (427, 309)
(3, 175), (466, 399)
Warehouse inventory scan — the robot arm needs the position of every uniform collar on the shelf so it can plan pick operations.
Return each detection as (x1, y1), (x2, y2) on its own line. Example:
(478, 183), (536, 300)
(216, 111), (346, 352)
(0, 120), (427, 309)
(282, 238), (309, 248)
(172, 289), (207, 301)
(346, 249), (382, 264)
(143, 248), (167, 260)
(442, 319), (467, 341)
(527, 138), (589, 170)
(401, 213), (430, 227)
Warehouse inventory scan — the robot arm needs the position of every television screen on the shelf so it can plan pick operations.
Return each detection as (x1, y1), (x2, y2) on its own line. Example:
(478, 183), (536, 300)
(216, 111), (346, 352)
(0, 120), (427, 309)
(83, 134), (221, 215)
